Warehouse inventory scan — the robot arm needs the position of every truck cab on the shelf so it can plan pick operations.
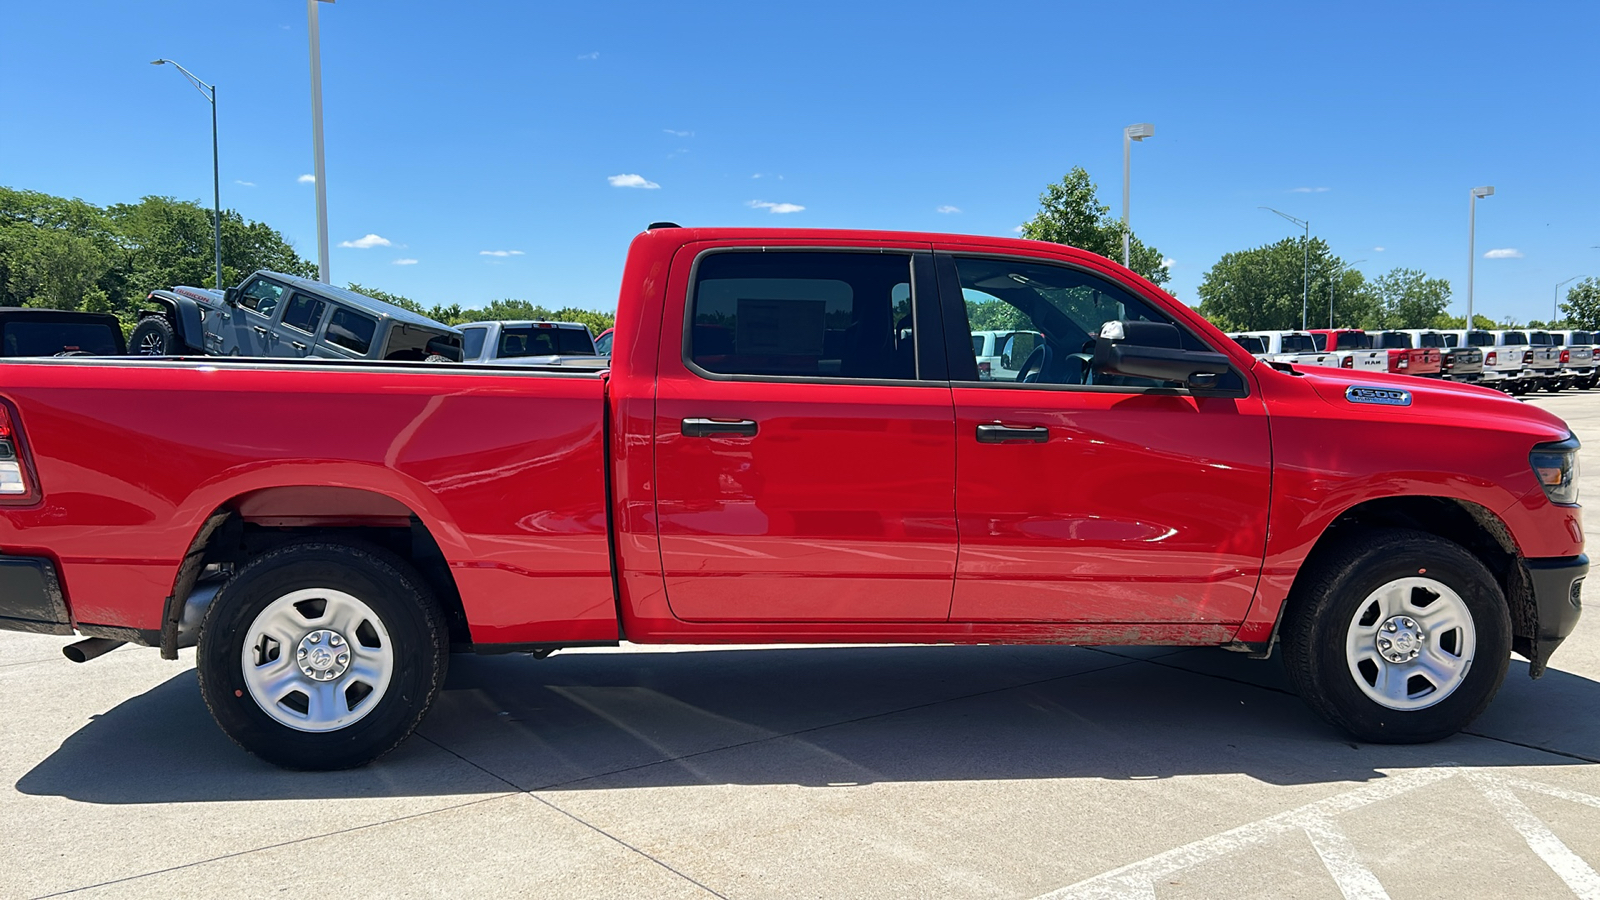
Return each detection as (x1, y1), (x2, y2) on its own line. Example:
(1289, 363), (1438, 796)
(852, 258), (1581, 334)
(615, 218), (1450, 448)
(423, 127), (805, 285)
(456, 320), (607, 368)
(1308, 329), (1387, 373)
(1372, 330), (1443, 378)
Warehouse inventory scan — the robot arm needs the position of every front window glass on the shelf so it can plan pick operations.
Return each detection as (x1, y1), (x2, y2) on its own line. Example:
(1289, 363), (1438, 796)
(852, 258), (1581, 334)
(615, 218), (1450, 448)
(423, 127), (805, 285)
(326, 308), (377, 355)
(689, 251), (916, 379)
(239, 279), (284, 317)
(594, 331), (613, 356)
(280, 293), (327, 334)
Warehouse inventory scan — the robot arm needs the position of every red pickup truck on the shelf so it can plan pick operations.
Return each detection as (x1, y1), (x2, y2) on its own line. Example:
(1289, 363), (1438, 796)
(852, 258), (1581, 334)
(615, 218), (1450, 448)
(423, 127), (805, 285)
(0, 226), (1585, 769)
(1372, 330), (1444, 378)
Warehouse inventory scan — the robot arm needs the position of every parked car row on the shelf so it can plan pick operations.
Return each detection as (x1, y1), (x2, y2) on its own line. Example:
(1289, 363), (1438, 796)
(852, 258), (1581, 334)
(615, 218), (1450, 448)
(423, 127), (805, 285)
(1228, 327), (1598, 393)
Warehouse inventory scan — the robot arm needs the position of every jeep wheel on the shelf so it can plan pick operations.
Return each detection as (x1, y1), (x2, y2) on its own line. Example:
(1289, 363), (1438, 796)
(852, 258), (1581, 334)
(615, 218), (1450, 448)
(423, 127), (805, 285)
(1282, 528), (1511, 743)
(197, 540), (449, 770)
(130, 317), (177, 356)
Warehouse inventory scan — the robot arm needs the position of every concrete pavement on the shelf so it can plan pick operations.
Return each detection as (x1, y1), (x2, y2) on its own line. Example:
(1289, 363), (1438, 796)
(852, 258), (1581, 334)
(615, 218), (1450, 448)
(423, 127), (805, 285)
(3, 391), (1598, 899)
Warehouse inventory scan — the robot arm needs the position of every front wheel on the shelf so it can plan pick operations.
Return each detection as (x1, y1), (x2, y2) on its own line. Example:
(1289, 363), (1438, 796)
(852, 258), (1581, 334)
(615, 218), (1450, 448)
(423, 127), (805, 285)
(1282, 528), (1510, 743)
(129, 317), (177, 356)
(197, 540), (449, 769)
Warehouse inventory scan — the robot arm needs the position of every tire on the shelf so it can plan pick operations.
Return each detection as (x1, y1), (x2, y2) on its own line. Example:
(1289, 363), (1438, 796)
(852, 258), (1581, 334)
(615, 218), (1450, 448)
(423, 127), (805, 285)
(1546, 379), (1565, 393)
(1281, 528), (1511, 743)
(130, 316), (177, 356)
(197, 540), (449, 770)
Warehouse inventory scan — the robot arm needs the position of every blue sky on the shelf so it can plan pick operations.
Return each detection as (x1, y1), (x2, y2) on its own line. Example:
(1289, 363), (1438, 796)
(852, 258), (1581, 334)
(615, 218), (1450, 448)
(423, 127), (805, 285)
(3, 0), (1597, 323)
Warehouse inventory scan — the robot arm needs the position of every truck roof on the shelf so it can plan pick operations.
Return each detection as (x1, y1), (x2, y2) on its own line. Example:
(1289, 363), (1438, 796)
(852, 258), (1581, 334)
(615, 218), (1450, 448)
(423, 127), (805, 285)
(252, 271), (460, 334)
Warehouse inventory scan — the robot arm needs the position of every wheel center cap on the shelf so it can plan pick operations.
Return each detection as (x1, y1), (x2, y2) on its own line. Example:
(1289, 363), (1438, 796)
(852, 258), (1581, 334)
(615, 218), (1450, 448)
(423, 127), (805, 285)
(1376, 615), (1425, 664)
(296, 629), (351, 682)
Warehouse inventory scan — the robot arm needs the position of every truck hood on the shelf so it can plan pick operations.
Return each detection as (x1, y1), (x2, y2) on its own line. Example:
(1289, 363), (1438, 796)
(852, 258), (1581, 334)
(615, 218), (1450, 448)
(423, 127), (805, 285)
(1291, 364), (1572, 442)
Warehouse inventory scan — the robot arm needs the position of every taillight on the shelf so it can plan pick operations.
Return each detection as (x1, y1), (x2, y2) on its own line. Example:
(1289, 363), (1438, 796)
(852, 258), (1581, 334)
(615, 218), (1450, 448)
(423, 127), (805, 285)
(1524, 351), (1534, 364)
(0, 402), (36, 501)
(1486, 351), (1497, 365)
(1562, 349), (1571, 363)
(1398, 356), (1409, 369)
(977, 361), (992, 377)
(1341, 355), (1353, 369)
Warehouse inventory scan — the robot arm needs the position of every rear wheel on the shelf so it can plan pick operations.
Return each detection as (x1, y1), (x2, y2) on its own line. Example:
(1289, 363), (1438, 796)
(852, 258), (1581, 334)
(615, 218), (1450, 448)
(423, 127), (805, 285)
(1282, 529), (1510, 743)
(129, 316), (177, 356)
(197, 540), (449, 769)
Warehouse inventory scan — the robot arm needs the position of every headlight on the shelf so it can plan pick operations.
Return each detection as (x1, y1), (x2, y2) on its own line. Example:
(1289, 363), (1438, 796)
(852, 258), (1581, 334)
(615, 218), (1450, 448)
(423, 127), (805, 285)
(1530, 436), (1581, 505)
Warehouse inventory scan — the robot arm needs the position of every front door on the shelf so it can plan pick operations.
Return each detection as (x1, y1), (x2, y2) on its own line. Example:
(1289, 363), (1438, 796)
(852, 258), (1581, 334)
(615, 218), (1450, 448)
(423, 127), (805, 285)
(230, 276), (286, 356)
(652, 245), (958, 622)
(936, 250), (1272, 627)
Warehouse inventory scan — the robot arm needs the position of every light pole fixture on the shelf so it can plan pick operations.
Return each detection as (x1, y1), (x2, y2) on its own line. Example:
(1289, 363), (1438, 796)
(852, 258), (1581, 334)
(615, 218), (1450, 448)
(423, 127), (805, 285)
(1555, 275), (1581, 324)
(1329, 259), (1366, 329)
(1467, 186), (1494, 327)
(1122, 123), (1154, 269)
(308, 0), (336, 283)
(151, 59), (223, 291)
(1261, 207), (1311, 330)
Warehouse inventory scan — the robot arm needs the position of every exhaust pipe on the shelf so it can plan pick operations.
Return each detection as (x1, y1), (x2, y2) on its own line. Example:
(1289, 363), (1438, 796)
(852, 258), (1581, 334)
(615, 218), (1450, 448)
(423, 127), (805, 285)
(63, 637), (126, 663)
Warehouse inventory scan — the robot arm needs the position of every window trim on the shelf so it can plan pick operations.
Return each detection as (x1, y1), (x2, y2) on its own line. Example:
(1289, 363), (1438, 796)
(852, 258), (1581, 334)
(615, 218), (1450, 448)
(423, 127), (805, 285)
(678, 246), (946, 388)
(933, 250), (1249, 399)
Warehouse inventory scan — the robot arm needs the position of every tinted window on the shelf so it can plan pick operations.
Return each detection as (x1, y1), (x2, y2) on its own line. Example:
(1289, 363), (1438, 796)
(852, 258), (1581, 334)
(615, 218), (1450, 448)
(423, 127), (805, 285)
(689, 251), (916, 379)
(1414, 333), (1444, 348)
(1531, 332), (1553, 345)
(1311, 332), (1327, 350)
(1574, 331), (1594, 344)
(1375, 333), (1411, 349)
(972, 335), (987, 356)
(497, 326), (594, 358)
(326, 308), (377, 355)
(594, 331), (613, 356)
(1467, 331), (1494, 347)
(1502, 332), (1528, 345)
(1280, 333), (1316, 353)
(280, 293), (327, 334)
(461, 327), (487, 360)
(951, 256), (1229, 390)
(240, 278), (284, 317)
(1232, 336), (1266, 354)
(1335, 332), (1371, 350)
(3, 321), (121, 356)
(1442, 333), (1459, 348)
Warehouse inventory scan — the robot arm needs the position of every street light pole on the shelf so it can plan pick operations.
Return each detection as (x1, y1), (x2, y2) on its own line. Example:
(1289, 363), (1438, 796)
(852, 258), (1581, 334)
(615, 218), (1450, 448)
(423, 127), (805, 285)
(308, 0), (335, 284)
(1330, 259), (1366, 329)
(1555, 276), (1580, 324)
(1122, 123), (1154, 268)
(151, 59), (223, 291)
(1261, 207), (1311, 330)
(1467, 186), (1494, 327)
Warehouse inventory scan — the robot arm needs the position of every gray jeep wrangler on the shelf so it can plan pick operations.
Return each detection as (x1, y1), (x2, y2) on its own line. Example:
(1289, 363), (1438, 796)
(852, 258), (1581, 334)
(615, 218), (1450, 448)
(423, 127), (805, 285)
(131, 271), (463, 362)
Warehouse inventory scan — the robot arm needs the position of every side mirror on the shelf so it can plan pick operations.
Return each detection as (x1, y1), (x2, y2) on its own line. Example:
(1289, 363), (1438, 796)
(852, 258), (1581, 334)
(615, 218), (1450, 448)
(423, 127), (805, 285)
(1092, 320), (1231, 388)
(223, 287), (239, 306)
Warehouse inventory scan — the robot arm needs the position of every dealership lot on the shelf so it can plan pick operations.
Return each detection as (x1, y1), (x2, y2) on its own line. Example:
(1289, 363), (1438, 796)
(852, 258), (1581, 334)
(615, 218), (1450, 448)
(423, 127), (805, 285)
(3, 392), (1597, 900)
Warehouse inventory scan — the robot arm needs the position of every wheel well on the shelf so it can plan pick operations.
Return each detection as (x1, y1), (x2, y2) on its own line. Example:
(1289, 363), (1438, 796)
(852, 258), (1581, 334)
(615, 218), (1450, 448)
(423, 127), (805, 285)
(166, 488), (472, 655)
(1294, 496), (1537, 661)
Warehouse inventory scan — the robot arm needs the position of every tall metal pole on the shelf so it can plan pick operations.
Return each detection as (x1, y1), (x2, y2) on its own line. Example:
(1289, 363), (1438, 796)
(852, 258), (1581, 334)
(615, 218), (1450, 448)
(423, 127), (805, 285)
(1122, 131), (1131, 268)
(1301, 220), (1309, 331)
(308, 0), (331, 284)
(210, 84), (223, 290)
(1467, 191), (1477, 327)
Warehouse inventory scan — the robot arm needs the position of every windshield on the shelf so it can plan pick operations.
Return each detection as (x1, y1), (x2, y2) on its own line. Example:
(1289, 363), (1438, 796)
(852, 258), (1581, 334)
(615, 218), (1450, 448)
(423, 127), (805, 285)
(497, 325), (596, 358)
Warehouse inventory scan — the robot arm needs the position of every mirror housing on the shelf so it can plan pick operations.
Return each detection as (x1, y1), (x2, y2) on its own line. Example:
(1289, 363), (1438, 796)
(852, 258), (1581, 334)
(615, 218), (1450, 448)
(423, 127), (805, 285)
(222, 287), (240, 307)
(1092, 320), (1232, 387)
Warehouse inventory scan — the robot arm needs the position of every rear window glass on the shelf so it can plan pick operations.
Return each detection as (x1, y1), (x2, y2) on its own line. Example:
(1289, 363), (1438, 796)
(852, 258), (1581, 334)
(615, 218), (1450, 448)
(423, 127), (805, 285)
(1573, 331), (1594, 344)
(3, 321), (121, 356)
(1311, 333), (1327, 350)
(1530, 332), (1553, 345)
(1502, 332), (1528, 345)
(1335, 332), (1371, 350)
(1375, 333), (1411, 349)
(326, 308), (377, 355)
(1414, 333), (1444, 348)
(1467, 331), (1494, 347)
(1232, 336), (1266, 354)
(1442, 333), (1459, 347)
(971, 335), (986, 356)
(1280, 333), (1317, 353)
(497, 326), (594, 358)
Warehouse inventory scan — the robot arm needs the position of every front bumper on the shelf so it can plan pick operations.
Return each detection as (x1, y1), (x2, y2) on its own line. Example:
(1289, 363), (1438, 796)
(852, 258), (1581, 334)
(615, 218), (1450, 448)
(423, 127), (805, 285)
(1524, 554), (1586, 664)
(0, 555), (71, 635)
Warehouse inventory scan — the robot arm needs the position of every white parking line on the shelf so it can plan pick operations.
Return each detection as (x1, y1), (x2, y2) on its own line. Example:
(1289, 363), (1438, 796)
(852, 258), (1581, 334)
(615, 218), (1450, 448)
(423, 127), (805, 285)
(1034, 766), (1600, 900)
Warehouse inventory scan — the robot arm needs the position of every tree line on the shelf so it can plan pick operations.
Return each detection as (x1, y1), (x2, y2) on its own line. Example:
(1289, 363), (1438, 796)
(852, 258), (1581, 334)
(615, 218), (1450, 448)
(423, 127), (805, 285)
(5, 179), (1593, 337)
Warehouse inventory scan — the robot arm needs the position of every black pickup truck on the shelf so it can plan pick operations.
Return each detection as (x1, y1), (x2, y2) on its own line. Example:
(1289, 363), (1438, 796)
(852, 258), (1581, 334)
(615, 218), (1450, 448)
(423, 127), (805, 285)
(0, 308), (125, 357)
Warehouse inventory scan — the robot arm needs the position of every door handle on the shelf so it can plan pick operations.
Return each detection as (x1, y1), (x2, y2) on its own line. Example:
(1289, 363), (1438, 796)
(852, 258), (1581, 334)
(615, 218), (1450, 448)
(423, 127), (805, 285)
(682, 418), (758, 438)
(976, 423), (1049, 444)
(291, 341), (307, 351)
(252, 326), (268, 336)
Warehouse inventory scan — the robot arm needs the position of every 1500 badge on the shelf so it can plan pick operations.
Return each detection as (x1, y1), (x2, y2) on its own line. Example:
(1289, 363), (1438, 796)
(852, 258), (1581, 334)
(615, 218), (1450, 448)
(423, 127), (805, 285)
(1346, 385), (1412, 406)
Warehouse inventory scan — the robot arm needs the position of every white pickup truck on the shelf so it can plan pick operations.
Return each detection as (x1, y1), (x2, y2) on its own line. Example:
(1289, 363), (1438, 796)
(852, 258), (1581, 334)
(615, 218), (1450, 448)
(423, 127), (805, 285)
(456, 320), (608, 368)
(1551, 330), (1597, 390)
(1228, 331), (1340, 368)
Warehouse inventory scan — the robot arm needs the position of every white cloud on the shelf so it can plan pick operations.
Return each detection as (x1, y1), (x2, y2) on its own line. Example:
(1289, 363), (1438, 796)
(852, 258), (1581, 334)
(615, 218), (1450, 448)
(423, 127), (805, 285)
(479, 250), (526, 257)
(748, 200), (805, 214)
(1484, 248), (1524, 259)
(608, 173), (660, 189)
(1373, 246), (1386, 252)
(577, 51), (599, 60)
(664, 129), (694, 137)
(233, 179), (255, 187)
(338, 234), (392, 249)
(1290, 187), (1330, 193)
(936, 205), (961, 214)
(298, 174), (316, 184)
(1161, 257), (1176, 269)
(392, 258), (418, 266)
(1011, 225), (1025, 234)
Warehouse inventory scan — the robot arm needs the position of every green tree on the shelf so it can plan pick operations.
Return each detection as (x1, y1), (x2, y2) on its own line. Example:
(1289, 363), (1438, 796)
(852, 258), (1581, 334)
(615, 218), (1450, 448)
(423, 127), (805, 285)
(109, 196), (315, 293)
(1370, 268), (1451, 329)
(1020, 168), (1169, 287)
(0, 187), (121, 311)
(1560, 277), (1600, 330)
(1430, 312), (1497, 330)
(1196, 237), (1375, 331)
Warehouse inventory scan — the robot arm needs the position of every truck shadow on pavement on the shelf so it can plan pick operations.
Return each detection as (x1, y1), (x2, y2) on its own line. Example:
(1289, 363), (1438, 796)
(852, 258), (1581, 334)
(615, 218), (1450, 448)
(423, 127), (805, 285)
(17, 643), (1599, 804)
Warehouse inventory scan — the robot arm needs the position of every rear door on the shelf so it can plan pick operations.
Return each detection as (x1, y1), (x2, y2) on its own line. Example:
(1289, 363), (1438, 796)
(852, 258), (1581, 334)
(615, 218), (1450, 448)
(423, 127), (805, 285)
(652, 243), (958, 621)
(268, 292), (329, 358)
(934, 247), (1272, 626)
